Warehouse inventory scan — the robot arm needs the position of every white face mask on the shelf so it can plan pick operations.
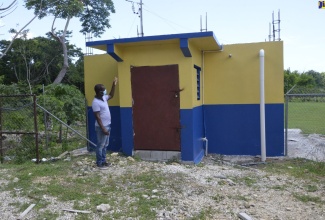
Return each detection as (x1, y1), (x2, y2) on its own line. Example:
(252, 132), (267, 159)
(103, 89), (107, 95)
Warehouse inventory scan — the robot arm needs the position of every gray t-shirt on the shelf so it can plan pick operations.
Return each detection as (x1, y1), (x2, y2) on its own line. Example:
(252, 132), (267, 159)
(92, 95), (111, 126)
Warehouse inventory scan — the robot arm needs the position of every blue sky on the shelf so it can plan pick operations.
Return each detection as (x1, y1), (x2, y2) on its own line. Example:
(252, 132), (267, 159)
(1, 0), (324, 73)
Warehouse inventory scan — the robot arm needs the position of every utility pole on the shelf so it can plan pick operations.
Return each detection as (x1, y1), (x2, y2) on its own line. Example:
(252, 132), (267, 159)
(126, 0), (144, 37)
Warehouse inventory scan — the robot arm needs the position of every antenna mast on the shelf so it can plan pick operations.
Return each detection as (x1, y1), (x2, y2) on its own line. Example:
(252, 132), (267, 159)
(200, 12), (208, 32)
(270, 10), (281, 41)
(268, 22), (272, 41)
(126, 0), (144, 37)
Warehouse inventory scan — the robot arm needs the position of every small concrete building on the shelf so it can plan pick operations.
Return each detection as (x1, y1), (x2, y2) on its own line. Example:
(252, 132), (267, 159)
(84, 31), (284, 163)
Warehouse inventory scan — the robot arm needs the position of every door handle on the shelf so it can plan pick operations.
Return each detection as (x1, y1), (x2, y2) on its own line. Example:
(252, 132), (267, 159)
(171, 88), (184, 98)
(173, 126), (183, 132)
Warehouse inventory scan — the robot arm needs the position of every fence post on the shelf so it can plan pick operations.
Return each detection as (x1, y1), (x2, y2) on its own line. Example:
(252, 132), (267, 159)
(0, 97), (2, 164)
(33, 95), (40, 163)
(284, 85), (296, 157)
(43, 84), (49, 150)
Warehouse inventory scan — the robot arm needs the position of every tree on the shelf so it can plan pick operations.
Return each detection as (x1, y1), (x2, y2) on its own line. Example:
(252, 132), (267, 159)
(297, 73), (315, 87)
(0, 0), (17, 14)
(0, 0), (43, 60)
(321, 72), (325, 88)
(305, 70), (324, 87)
(37, 83), (86, 124)
(25, 0), (115, 84)
(0, 35), (83, 85)
(284, 68), (299, 93)
(63, 55), (85, 93)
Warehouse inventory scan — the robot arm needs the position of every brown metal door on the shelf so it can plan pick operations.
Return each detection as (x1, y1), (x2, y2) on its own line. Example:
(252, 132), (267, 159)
(131, 65), (181, 151)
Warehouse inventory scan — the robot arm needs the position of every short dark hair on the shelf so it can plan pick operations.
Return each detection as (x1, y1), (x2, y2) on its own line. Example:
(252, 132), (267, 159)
(94, 84), (104, 94)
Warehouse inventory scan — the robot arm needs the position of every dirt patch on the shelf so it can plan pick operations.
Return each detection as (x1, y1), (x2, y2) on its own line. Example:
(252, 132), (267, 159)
(287, 129), (325, 162)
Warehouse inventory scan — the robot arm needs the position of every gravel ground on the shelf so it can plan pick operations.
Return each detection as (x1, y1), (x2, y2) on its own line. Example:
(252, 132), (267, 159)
(1, 129), (325, 219)
(287, 129), (325, 162)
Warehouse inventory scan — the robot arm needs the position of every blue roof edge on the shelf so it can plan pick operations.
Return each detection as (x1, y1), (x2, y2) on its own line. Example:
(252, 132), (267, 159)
(86, 31), (220, 48)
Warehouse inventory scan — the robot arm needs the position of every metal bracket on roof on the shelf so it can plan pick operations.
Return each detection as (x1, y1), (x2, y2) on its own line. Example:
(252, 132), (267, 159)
(180, 38), (192, 57)
(107, 44), (123, 62)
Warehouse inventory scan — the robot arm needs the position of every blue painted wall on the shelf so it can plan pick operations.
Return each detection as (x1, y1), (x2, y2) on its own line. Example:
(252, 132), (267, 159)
(119, 107), (134, 156)
(179, 106), (205, 163)
(204, 103), (284, 156)
(179, 109), (193, 161)
(192, 106), (205, 163)
(87, 103), (284, 160)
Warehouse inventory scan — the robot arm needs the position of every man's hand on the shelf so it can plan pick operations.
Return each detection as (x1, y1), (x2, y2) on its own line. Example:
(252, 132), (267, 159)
(114, 77), (118, 85)
(103, 129), (110, 136)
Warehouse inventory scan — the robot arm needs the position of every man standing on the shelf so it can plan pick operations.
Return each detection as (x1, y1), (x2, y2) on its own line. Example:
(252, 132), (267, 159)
(92, 77), (118, 169)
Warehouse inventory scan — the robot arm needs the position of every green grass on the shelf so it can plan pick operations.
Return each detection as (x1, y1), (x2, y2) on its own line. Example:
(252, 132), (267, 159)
(288, 101), (325, 135)
(292, 193), (323, 204)
(239, 176), (256, 187)
(228, 194), (250, 202)
(270, 185), (287, 191)
(211, 193), (225, 203)
(305, 184), (318, 192)
(260, 158), (325, 181)
(190, 206), (214, 220)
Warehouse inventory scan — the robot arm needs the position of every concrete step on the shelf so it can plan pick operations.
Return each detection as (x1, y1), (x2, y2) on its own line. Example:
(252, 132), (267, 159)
(134, 150), (181, 162)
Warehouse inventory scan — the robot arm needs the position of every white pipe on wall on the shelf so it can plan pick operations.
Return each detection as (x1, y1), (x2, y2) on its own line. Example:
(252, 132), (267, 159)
(201, 49), (224, 106)
(201, 49), (223, 157)
(202, 137), (208, 156)
(259, 49), (266, 162)
(201, 51), (208, 156)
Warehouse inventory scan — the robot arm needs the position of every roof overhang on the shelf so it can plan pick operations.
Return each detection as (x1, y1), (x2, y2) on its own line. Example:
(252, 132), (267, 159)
(86, 31), (223, 62)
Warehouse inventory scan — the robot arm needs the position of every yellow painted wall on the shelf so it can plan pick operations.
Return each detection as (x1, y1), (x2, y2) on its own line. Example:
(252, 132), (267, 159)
(84, 54), (120, 106)
(203, 41), (284, 104)
(85, 41), (283, 108)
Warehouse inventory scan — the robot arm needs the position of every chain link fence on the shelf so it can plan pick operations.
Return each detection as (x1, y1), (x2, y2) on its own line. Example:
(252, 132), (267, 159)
(0, 95), (39, 163)
(285, 86), (325, 161)
(0, 94), (95, 164)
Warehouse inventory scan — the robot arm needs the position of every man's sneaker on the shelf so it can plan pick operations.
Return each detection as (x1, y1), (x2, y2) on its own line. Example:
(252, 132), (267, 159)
(97, 165), (108, 170)
(103, 162), (111, 167)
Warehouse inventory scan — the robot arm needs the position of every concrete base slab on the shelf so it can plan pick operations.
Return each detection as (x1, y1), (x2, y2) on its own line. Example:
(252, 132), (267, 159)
(134, 150), (181, 162)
